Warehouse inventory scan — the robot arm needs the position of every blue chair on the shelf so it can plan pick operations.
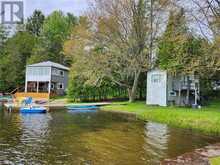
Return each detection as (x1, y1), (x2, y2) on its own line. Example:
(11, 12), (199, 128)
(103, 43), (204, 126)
(24, 97), (33, 106)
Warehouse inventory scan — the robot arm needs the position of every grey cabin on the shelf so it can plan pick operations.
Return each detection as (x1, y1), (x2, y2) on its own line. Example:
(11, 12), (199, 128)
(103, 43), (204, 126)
(147, 69), (200, 106)
(25, 61), (70, 96)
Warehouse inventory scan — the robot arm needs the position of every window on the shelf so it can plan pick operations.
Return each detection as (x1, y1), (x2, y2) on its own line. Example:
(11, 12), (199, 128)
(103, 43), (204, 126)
(51, 84), (54, 90)
(27, 67), (50, 76)
(60, 71), (64, 76)
(151, 74), (162, 83)
(52, 68), (64, 77)
(52, 68), (59, 75)
(57, 83), (64, 89)
(169, 91), (177, 97)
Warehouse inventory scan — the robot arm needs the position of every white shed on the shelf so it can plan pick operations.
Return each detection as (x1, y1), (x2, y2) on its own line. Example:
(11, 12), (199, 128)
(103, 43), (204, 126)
(147, 69), (168, 106)
(147, 69), (200, 107)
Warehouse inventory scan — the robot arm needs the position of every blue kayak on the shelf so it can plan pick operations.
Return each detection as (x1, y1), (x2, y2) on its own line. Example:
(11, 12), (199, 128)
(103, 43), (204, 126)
(20, 107), (47, 113)
(68, 109), (98, 114)
(67, 105), (99, 111)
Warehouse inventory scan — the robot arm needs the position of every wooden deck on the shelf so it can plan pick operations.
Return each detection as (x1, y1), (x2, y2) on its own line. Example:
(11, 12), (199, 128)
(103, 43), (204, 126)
(15, 92), (50, 100)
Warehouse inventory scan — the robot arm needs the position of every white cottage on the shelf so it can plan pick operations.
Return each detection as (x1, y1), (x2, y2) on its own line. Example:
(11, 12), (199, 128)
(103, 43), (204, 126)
(147, 69), (200, 106)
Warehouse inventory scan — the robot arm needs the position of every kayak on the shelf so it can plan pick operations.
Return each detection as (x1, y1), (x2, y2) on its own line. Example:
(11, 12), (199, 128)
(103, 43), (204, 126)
(68, 109), (98, 114)
(67, 105), (99, 111)
(20, 107), (47, 113)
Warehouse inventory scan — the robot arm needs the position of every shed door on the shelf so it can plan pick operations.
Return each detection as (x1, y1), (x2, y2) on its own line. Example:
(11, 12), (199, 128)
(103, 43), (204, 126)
(147, 71), (167, 106)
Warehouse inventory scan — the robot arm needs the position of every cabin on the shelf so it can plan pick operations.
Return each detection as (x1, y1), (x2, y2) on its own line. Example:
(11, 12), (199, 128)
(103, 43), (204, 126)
(24, 61), (69, 96)
(147, 69), (200, 106)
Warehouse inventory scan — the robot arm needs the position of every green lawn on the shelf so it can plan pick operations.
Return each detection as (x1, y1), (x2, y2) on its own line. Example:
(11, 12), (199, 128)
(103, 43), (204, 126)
(102, 101), (220, 135)
(210, 157), (220, 165)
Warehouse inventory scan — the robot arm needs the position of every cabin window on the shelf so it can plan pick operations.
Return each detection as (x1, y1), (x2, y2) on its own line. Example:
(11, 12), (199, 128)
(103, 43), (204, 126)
(169, 91), (177, 97)
(52, 68), (59, 75)
(51, 84), (54, 90)
(60, 71), (64, 76)
(151, 74), (162, 83)
(27, 67), (50, 76)
(52, 68), (64, 77)
(57, 83), (64, 89)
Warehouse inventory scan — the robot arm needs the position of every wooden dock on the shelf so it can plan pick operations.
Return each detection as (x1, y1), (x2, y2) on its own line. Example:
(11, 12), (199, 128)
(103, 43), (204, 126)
(3, 99), (112, 112)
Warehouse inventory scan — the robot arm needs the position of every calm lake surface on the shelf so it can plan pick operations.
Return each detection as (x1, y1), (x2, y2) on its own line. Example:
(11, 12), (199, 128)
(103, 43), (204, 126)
(0, 107), (219, 165)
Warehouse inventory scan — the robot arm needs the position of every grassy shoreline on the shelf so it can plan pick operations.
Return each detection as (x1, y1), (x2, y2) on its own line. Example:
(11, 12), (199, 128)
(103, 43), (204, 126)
(102, 101), (220, 136)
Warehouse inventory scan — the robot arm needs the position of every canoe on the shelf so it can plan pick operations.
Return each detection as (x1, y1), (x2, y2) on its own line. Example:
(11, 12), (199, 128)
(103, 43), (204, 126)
(35, 100), (48, 105)
(67, 105), (99, 111)
(20, 107), (47, 113)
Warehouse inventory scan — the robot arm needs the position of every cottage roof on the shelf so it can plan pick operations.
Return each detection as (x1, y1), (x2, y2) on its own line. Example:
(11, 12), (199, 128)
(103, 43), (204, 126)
(28, 61), (70, 71)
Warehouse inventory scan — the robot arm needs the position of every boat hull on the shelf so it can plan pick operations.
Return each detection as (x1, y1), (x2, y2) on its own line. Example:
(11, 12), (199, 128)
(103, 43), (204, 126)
(20, 107), (47, 113)
(67, 105), (99, 111)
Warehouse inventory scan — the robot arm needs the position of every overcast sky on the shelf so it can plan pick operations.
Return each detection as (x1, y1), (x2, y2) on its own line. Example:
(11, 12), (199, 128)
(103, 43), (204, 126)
(25, 0), (89, 17)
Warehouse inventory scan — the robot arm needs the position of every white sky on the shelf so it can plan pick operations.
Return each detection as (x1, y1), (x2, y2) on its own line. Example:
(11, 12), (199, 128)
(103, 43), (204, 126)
(25, 0), (89, 17)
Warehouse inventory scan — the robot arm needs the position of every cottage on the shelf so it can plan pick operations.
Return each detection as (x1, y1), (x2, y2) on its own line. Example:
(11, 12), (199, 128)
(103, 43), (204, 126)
(147, 69), (200, 106)
(25, 61), (69, 96)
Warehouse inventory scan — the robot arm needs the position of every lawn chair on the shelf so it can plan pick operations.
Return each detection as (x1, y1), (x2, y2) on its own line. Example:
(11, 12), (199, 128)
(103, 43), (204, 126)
(23, 97), (33, 106)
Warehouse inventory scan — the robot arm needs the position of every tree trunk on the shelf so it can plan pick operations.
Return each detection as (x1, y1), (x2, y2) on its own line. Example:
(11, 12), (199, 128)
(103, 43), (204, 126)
(139, 87), (143, 100)
(128, 71), (141, 103)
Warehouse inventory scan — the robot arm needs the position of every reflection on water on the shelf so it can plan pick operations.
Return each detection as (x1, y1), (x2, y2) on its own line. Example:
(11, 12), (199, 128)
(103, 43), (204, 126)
(0, 113), (52, 164)
(0, 109), (219, 164)
(20, 114), (51, 142)
(144, 122), (169, 164)
(19, 114), (52, 162)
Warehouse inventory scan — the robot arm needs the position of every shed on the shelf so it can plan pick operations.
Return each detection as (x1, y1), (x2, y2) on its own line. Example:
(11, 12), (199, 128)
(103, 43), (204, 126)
(147, 69), (200, 106)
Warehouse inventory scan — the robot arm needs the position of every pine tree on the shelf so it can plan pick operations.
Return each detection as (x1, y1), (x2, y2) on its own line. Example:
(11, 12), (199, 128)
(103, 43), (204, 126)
(26, 10), (45, 36)
(157, 8), (205, 106)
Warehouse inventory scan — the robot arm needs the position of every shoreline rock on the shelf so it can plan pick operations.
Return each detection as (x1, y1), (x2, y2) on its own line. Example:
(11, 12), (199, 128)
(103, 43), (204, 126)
(161, 143), (220, 165)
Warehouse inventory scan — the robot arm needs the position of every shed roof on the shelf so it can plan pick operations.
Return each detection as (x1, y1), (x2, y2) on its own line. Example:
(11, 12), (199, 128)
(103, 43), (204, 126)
(28, 61), (70, 71)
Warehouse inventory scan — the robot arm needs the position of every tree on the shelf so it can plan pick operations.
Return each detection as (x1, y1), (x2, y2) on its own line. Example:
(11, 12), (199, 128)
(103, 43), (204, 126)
(0, 32), (37, 91)
(0, 24), (8, 49)
(65, 0), (155, 102)
(27, 37), (51, 64)
(191, 0), (220, 78)
(26, 10), (45, 36)
(157, 8), (206, 105)
(0, 24), (9, 91)
(41, 11), (77, 64)
(157, 9), (188, 73)
(67, 13), (78, 27)
(65, 0), (170, 102)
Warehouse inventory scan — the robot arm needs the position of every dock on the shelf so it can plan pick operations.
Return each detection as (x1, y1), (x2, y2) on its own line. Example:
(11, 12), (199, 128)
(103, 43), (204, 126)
(3, 99), (112, 112)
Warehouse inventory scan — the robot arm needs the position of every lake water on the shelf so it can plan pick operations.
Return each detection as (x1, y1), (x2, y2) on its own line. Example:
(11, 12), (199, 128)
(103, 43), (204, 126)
(0, 107), (219, 165)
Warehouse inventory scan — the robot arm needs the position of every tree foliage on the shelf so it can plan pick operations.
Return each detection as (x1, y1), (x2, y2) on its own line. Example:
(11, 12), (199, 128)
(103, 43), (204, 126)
(0, 11), (77, 92)
(0, 32), (37, 91)
(157, 8), (207, 76)
(65, 0), (156, 102)
(26, 10), (45, 36)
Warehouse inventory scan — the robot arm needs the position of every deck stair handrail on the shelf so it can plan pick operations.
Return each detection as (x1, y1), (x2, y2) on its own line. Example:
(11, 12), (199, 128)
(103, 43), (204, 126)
(10, 86), (24, 95)
(181, 82), (196, 90)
